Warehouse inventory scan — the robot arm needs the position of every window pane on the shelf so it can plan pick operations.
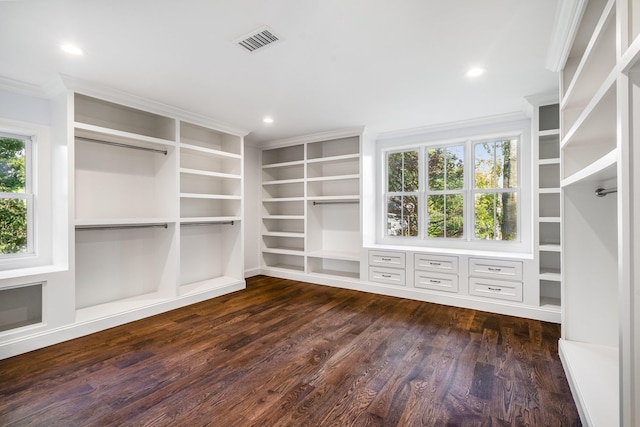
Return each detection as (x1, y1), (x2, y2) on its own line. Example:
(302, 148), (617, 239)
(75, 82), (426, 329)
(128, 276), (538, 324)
(445, 194), (464, 238)
(496, 192), (517, 240)
(427, 194), (444, 237)
(0, 198), (27, 254)
(474, 193), (495, 239)
(403, 195), (418, 236)
(428, 148), (444, 191)
(496, 139), (517, 189)
(387, 152), (403, 192)
(387, 196), (403, 236)
(446, 146), (464, 190)
(387, 195), (418, 237)
(474, 142), (494, 189)
(403, 151), (419, 192)
(0, 137), (26, 193)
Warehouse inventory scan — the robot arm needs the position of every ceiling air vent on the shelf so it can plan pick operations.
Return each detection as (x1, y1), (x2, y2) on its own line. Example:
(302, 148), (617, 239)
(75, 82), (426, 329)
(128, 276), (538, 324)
(236, 26), (280, 53)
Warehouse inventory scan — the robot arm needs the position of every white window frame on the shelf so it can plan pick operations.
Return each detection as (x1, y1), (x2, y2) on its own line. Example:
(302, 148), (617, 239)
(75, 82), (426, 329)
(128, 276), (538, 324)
(0, 131), (35, 258)
(376, 119), (531, 254)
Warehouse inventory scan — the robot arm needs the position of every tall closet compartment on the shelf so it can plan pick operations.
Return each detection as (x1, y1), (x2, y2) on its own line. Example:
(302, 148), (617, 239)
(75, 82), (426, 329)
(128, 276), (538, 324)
(0, 80), (248, 360)
(553, 0), (640, 425)
(260, 128), (362, 285)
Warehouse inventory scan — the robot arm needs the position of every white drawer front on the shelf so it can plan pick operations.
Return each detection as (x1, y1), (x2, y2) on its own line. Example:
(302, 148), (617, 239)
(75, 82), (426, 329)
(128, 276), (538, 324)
(469, 277), (523, 302)
(414, 271), (458, 293)
(369, 251), (405, 268)
(469, 258), (523, 281)
(414, 254), (458, 273)
(369, 266), (406, 286)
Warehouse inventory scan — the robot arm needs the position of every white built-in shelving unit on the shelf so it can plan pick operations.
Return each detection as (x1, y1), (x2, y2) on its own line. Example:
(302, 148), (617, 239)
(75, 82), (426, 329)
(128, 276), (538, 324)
(0, 81), (247, 359)
(260, 130), (362, 282)
(531, 101), (562, 313)
(553, 0), (640, 425)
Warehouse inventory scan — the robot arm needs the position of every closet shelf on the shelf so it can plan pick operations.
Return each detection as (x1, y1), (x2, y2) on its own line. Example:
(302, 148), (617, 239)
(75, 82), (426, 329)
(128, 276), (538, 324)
(539, 129), (560, 138)
(307, 250), (360, 262)
(262, 178), (305, 185)
(262, 247), (305, 256)
(538, 188), (560, 194)
(539, 217), (561, 223)
(561, 71), (617, 150)
(262, 231), (305, 238)
(180, 168), (240, 180)
(539, 297), (561, 311)
(306, 174), (359, 182)
(308, 195), (360, 202)
(75, 218), (176, 228)
(306, 153), (360, 164)
(621, 33), (640, 73)
(75, 122), (176, 150)
(539, 243), (562, 252)
(181, 216), (240, 223)
(75, 291), (170, 324)
(559, 340), (619, 427)
(561, 149), (616, 188)
(538, 158), (560, 165)
(180, 143), (241, 160)
(180, 193), (241, 200)
(539, 269), (561, 281)
(179, 276), (242, 296)
(560, 0), (615, 110)
(262, 197), (305, 202)
(262, 215), (305, 220)
(262, 160), (305, 169)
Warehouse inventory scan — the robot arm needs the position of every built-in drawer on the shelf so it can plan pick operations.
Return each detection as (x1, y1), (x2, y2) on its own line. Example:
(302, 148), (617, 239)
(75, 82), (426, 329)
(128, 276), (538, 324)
(414, 254), (458, 273)
(469, 258), (522, 281)
(369, 266), (406, 287)
(469, 277), (523, 302)
(369, 250), (405, 268)
(414, 271), (458, 293)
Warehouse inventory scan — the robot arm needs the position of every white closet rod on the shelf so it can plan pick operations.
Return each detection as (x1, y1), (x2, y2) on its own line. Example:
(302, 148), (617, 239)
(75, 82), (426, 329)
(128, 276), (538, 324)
(312, 201), (359, 206)
(181, 221), (235, 226)
(595, 187), (617, 197)
(76, 223), (168, 231)
(76, 136), (168, 155)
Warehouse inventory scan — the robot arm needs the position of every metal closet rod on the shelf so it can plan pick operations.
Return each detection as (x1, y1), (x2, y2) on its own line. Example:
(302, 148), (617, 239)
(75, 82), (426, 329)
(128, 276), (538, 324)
(76, 136), (168, 155)
(595, 187), (617, 197)
(181, 221), (235, 226)
(76, 223), (168, 231)
(312, 200), (359, 206)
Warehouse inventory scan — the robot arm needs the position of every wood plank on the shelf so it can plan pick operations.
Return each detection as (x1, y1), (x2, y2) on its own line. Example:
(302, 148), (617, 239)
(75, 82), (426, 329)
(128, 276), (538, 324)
(0, 276), (580, 426)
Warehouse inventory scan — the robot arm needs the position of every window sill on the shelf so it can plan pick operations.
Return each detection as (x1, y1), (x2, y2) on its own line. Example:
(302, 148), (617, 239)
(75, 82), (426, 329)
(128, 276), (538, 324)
(364, 243), (534, 260)
(0, 264), (68, 282)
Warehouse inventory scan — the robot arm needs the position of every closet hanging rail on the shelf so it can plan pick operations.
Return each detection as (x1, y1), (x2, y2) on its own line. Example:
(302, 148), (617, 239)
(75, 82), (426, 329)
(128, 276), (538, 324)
(181, 221), (235, 226)
(76, 136), (168, 155)
(76, 223), (169, 231)
(312, 200), (359, 206)
(595, 187), (617, 197)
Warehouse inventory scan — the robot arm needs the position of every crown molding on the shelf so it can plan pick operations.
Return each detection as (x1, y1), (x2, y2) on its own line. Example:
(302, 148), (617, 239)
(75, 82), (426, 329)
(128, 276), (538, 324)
(0, 75), (48, 98)
(546, 0), (588, 72)
(260, 126), (366, 149)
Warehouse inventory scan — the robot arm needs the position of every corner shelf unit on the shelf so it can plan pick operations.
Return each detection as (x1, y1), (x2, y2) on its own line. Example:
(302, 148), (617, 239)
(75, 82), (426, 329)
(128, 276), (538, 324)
(260, 130), (362, 282)
(71, 91), (246, 324)
(554, 0), (640, 425)
(533, 102), (562, 313)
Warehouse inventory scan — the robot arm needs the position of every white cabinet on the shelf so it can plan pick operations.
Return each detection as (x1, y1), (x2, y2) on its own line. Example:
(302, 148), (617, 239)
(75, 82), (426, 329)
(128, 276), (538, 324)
(0, 85), (247, 358)
(468, 258), (523, 302)
(368, 250), (406, 286)
(414, 254), (459, 293)
(552, 0), (640, 424)
(260, 129), (362, 281)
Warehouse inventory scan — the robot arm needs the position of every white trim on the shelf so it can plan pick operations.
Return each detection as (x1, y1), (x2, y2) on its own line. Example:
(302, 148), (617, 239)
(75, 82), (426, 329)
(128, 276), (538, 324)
(259, 127), (365, 149)
(545, 0), (589, 72)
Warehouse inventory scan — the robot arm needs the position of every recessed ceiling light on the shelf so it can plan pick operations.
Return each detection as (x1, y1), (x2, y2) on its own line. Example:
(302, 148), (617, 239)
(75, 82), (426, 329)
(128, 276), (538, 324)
(60, 44), (83, 56)
(466, 67), (485, 78)
(263, 117), (274, 124)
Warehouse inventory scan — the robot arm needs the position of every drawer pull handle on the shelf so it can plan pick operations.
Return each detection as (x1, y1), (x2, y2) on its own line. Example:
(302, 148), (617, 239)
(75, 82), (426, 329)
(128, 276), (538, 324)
(381, 274), (392, 278)
(429, 262), (441, 266)
(487, 287), (502, 292)
(487, 267), (502, 272)
(429, 279), (441, 284)
(381, 257), (392, 262)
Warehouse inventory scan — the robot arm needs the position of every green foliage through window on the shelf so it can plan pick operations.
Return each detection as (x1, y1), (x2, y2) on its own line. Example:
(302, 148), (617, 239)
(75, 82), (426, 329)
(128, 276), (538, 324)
(0, 136), (29, 255)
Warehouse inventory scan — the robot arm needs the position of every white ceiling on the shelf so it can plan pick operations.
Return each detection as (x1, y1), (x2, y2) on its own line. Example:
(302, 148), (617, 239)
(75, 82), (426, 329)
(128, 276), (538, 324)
(0, 0), (559, 144)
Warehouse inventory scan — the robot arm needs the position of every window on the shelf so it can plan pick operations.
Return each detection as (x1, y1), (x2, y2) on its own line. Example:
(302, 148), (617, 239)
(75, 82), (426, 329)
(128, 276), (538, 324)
(0, 133), (33, 257)
(382, 133), (523, 248)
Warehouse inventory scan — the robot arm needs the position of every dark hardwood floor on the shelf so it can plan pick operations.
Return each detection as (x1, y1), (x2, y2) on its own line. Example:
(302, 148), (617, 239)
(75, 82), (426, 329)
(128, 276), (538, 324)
(0, 276), (580, 426)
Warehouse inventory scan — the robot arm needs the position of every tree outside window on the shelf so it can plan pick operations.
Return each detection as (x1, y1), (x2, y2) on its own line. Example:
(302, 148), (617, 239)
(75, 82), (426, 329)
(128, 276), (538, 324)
(386, 150), (418, 236)
(426, 145), (464, 238)
(0, 135), (32, 255)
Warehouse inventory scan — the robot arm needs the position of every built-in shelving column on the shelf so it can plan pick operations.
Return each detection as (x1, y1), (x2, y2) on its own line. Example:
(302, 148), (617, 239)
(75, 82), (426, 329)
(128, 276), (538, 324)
(557, 1), (620, 425)
(261, 144), (306, 273)
(178, 121), (243, 295)
(73, 93), (179, 322)
(306, 136), (361, 280)
(536, 103), (562, 312)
